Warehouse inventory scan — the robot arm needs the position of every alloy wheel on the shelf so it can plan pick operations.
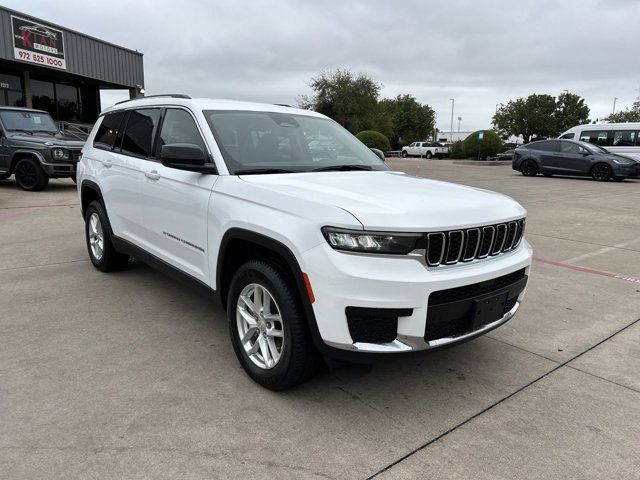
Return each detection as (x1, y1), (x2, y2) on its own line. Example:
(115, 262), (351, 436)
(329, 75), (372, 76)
(236, 283), (285, 369)
(521, 160), (537, 176)
(88, 212), (105, 261)
(16, 161), (38, 189)
(591, 164), (611, 181)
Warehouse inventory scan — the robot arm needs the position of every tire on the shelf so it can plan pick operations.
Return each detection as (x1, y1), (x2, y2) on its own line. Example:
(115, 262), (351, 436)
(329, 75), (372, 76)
(425, 151), (433, 159)
(613, 177), (624, 182)
(590, 163), (612, 182)
(84, 200), (130, 272)
(227, 260), (320, 390)
(520, 159), (538, 176)
(543, 173), (553, 177)
(401, 150), (408, 158)
(14, 158), (49, 191)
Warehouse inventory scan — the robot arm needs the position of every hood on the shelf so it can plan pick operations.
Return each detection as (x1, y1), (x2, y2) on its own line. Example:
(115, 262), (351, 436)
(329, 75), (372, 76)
(7, 132), (85, 148)
(239, 171), (526, 231)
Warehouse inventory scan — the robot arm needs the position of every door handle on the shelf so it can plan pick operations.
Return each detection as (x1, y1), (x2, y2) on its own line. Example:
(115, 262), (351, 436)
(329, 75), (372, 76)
(145, 170), (161, 180)
(103, 159), (112, 168)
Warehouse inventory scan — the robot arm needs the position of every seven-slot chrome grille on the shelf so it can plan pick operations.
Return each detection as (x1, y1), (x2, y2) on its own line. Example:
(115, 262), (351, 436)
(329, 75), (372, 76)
(426, 219), (525, 267)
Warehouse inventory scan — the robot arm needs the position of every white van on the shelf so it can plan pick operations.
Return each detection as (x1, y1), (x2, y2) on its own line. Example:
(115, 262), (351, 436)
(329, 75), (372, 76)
(559, 123), (640, 160)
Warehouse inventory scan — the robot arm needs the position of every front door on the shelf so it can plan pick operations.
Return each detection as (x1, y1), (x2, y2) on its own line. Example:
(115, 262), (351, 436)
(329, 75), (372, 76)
(556, 141), (590, 174)
(140, 107), (217, 284)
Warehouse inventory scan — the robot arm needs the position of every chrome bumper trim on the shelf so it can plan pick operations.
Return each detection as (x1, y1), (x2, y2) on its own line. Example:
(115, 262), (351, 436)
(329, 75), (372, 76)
(325, 301), (520, 354)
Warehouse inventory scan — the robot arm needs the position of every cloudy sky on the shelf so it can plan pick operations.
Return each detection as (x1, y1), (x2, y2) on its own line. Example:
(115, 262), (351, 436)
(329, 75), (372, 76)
(6, 0), (640, 131)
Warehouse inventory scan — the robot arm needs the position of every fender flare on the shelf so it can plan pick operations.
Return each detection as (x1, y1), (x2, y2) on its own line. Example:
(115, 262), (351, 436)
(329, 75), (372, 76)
(216, 228), (325, 352)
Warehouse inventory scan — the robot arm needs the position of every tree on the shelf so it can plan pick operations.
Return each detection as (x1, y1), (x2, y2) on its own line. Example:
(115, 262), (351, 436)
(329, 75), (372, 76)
(298, 69), (381, 134)
(555, 92), (590, 133)
(605, 100), (640, 123)
(378, 94), (436, 148)
(493, 92), (590, 141)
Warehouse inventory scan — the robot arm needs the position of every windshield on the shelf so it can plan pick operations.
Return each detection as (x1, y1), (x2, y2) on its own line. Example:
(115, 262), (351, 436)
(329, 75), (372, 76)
(204, 110), (388, 174)
(0, 110), (58, 134)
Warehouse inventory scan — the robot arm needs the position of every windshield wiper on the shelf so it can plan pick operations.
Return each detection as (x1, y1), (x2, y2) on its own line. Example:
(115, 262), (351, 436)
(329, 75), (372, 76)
(235, 168), (301, 175)
(9, 129), (34, 135)
(311, 164), (373, 172)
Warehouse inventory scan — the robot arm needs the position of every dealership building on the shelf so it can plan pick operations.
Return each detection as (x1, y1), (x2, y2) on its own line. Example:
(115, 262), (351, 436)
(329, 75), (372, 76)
(0, 6), (144, 125)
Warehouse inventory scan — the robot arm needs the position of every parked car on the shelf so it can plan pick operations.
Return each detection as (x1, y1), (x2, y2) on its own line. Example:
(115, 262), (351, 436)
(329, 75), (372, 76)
(0, 107), (84, 190)
(401, 141), (447, 158)
(512, 139), (639, 181)
(78, 95), (532, 390)
(559, 122), (640, 162)
(496, 149), (516, 161)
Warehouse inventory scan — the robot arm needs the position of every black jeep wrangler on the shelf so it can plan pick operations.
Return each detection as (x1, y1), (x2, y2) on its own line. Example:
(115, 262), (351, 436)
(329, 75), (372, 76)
(0, 107), (84, 191)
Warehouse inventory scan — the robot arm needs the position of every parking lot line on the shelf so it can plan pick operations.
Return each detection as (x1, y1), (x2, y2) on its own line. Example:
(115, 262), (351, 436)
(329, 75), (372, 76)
(533, 257), (640, 284)
(0, 198), (76, 222)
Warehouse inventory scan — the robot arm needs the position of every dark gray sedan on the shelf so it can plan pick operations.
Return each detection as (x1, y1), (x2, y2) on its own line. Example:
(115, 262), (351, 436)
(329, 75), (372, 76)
(512, 139), (640, 181)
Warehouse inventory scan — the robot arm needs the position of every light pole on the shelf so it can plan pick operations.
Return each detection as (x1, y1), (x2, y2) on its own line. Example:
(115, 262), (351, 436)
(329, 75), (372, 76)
(457, 116), (462, 132)
(612, 97), (618, 115)
(450, 98), (454, 143)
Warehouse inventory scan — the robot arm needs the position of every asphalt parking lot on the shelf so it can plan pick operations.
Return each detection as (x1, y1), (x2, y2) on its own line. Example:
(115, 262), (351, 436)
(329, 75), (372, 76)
(1, 160), (639, 479)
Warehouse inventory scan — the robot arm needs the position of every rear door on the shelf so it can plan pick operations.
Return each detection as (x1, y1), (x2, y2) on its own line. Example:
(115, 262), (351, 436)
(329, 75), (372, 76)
(534, 140), (561, 171)
(89, 110), (145, 243)
(139, 107), (217, 283)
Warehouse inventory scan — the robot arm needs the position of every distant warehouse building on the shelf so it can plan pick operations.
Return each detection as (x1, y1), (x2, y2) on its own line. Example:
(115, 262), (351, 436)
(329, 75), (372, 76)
(0, 6), (144, 124)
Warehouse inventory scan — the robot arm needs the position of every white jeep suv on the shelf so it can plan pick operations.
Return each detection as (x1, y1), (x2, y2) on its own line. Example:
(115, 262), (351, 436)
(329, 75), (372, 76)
(77, 95), (532, 390)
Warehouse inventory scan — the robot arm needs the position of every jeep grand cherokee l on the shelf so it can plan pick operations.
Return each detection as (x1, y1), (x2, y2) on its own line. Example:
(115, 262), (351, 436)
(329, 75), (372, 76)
(77, 95), (532, 390)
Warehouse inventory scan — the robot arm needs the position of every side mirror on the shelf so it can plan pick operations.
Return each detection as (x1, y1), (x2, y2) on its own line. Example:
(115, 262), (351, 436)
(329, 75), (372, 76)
(370, 148), (385, 162)
(160, 143), (217, 173)
(582, 151), (590, 156)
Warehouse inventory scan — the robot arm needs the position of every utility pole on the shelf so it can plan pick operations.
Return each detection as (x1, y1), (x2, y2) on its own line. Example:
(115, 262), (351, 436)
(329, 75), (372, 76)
(612, 97), (618, 115)
(457, 116), (462, 132)
(450, 98), (454, 143)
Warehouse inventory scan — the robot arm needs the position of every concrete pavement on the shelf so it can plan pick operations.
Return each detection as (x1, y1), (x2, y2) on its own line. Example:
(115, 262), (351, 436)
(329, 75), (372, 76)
(0, 162), (638, 479)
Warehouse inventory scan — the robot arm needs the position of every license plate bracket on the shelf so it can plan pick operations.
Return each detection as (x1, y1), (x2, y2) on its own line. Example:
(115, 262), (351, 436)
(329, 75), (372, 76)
(473, 291), (509, 329)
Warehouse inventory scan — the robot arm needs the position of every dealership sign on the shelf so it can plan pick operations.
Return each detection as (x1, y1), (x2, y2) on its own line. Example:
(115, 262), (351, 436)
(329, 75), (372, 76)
(11, 16), (66, 70)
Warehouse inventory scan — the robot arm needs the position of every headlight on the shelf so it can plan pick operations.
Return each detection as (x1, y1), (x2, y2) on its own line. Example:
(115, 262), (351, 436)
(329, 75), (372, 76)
(322, 227), (422, 254)
(612, 158), (634, 165)
(51, 148), (70, 161)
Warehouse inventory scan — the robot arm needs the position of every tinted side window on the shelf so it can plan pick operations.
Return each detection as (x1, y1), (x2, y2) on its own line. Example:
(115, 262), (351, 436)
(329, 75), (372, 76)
(120, 108), (161, 158)
(579, 130), (611, 147)
(529, 140), (559, 152)
(560, 133), (575, 139)
(612, 130), (636, 147)
(158, 109), (206, 153)
(560, 141), (582, 154)
(93, 111), (125, 150)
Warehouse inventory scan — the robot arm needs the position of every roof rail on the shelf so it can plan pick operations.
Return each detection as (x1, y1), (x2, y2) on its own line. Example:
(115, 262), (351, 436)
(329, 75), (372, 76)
(115, 94), (192, 105)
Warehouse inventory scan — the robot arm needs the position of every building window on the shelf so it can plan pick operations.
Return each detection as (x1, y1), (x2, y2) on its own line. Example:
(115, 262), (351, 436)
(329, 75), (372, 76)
(0, 73), (24, 107)
(31, 79), (56, 115)
(30, 78), (82, 122)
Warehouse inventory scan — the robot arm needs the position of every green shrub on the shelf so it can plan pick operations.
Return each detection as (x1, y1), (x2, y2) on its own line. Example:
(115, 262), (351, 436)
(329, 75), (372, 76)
(462, 130), (503, 159)
(356, 130), (391, 152)
(448, 140), (466, 159)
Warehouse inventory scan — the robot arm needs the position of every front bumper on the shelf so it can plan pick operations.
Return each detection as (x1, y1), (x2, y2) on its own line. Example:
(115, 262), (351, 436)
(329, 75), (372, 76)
(301, 239), (532, 355)
(613, 163), (640, 178)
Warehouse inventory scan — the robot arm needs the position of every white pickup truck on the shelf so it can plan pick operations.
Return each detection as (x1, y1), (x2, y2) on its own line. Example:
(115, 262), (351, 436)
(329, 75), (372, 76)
(401, 141), (448, 159)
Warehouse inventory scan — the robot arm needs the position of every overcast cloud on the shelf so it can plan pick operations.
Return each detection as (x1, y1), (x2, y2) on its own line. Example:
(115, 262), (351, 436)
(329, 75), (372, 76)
(6, 0), (640, 131)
